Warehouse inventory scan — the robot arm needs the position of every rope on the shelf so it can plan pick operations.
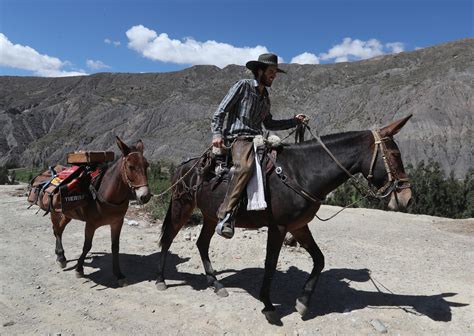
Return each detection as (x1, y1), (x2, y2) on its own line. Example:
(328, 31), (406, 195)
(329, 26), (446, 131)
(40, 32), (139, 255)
(280, 127), (299, 142)
(152, 145), (213, 199)
(303, 123), (390, 200)
(314, 194), (370, 221)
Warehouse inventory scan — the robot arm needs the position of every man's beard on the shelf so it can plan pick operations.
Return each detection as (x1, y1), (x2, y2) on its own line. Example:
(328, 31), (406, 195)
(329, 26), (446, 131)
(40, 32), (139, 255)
(259, 73), (272, 87)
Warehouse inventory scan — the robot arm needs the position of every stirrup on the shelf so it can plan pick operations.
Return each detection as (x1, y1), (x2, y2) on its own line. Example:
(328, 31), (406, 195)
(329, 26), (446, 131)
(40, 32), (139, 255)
(215, 213), (234, 239)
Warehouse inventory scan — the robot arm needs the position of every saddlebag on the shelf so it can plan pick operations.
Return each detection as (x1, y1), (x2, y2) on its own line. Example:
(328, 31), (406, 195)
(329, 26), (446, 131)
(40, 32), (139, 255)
(28, 165), (92, 214)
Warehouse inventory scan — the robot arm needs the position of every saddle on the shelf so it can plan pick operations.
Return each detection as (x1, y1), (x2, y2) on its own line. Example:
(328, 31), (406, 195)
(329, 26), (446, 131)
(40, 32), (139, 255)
(207, 135), (281, 190)
(27, 151), (113, 215)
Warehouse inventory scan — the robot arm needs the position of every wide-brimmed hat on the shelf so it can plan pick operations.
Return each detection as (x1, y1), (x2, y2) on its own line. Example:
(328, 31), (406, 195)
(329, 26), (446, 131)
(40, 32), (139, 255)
(246, 53), (286, 73)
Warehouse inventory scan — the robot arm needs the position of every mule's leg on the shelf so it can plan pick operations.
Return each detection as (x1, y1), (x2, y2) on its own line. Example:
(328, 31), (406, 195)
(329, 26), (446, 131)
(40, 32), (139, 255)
(111, 220), (128, 287)
(290, 225), (325, 317)
(75, 221), (96, 278)
(259, 224), (286, 323)
(196, 218), (228, 297)
(156, 199), (195, 290)
(51, 212), (71, 268)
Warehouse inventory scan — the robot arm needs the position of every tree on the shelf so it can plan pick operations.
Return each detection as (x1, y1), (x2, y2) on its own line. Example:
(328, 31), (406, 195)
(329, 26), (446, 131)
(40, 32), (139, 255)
(462, 168), (474, 218)
(0, 165), (8, 184)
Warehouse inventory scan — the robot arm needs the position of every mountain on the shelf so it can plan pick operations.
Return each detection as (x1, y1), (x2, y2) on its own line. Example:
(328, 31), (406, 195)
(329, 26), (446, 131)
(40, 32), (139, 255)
(0, 39), (472, 177)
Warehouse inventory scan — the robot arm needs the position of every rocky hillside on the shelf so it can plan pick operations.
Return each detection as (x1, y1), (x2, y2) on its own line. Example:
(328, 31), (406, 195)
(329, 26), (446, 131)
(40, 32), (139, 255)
(0, 39), (472, 177)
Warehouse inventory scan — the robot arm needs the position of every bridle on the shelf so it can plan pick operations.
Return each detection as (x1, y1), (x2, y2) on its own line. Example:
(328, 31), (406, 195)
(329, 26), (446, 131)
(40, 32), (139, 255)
(271, 125), (412, 219)
(302, 125), (411, 200)
(366, 130), (411, 199)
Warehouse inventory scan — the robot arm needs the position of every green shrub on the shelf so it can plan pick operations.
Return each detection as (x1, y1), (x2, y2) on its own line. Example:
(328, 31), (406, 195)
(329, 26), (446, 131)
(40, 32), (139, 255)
(145, 162), (172, 220)
(9, 167), (43, 183)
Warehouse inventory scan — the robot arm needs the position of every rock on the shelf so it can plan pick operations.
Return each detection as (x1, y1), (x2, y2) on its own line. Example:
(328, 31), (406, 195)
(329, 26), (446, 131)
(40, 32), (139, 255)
(284, 233), (298, 247)
(370, 319), (388, 334)
(2, 39), (472, 177)
(126, 219), (139, 226)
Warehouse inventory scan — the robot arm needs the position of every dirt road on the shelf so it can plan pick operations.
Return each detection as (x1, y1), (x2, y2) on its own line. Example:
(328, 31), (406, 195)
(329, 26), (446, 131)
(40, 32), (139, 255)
(1, 184), (473, 335)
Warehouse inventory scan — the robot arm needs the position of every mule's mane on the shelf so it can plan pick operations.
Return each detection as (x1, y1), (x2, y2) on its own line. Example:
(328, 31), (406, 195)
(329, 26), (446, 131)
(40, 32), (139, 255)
(285, 130), (368, 150)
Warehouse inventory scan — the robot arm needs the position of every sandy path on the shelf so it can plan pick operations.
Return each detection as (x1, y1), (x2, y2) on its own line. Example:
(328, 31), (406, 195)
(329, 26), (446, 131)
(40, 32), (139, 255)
(0, 184), (473, 335)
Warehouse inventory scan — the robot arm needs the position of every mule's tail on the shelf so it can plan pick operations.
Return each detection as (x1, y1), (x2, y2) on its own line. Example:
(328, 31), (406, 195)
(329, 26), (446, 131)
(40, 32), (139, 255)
(159, 199), (173, 247)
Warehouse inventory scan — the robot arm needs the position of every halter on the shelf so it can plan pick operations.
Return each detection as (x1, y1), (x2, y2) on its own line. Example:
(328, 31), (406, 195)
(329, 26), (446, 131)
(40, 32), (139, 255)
(121, 152), (149, 189)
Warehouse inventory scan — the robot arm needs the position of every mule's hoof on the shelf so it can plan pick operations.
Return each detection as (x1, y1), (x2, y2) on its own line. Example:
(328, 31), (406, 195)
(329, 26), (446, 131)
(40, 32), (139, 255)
(75, 270), (84, 278)
(56, 259), (67, 269)
(262, 309), (282, 326)
(118, 278), (129, 287)
(155, 281), (168, 291)
(295, 298), (308, 316)
(215, 287), (229, 298)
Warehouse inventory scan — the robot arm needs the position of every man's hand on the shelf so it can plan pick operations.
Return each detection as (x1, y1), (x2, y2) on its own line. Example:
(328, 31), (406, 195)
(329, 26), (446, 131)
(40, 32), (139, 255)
(212, 136), (224, 148)
(295, 114), (309, 124)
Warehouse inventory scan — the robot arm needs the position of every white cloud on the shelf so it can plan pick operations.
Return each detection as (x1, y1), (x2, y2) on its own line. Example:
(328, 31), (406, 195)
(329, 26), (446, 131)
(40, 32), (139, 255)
(386, 42), (404, 54)
(0, 33), (87, 77)
(104, 38), (121, 47)
(126, 25), (270, 68)
(291, 52), (320, 64)
(319, 38), (405, 62)
(86, 59), (111, 70)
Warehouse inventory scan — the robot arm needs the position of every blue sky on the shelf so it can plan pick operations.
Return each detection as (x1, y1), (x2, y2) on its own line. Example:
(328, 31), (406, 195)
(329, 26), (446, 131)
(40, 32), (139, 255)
(0, 0), (472, 77)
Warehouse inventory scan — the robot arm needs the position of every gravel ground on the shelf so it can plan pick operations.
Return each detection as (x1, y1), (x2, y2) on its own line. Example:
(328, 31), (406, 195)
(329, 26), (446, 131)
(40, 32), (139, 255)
(1, 184), (473, 335)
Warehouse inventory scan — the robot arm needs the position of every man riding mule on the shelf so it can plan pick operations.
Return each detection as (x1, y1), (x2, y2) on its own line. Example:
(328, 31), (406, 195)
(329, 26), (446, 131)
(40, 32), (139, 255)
(211, 53), (307, 238)
(157, 111), (413, 323)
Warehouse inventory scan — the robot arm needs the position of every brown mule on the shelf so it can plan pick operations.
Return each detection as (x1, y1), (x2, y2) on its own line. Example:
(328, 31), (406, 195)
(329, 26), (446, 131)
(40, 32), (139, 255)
(45, 137), (151, 286)
(156, 116), (413, 323)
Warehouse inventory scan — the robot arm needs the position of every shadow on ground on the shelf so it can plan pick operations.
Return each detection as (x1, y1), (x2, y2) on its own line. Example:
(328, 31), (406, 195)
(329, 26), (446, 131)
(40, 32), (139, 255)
(64, 251), (468, 323)
(63, 251), (207, 291)
(218, 266), (468, 323)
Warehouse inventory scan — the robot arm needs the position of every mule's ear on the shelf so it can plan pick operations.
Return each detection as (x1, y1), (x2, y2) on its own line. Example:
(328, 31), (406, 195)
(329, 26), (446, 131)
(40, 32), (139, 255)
(379, 114), (413, 137)
(135, 140), (144, 153)
(116, 136), (130, 156)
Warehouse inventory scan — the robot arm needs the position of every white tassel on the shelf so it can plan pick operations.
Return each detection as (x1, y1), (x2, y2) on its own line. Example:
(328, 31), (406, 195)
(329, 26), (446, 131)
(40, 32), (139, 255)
(246, 142), (267, 211)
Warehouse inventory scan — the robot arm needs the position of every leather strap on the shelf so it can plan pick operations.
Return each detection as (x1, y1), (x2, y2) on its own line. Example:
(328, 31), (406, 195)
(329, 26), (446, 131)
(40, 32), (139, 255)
(266, 153), (322, 203)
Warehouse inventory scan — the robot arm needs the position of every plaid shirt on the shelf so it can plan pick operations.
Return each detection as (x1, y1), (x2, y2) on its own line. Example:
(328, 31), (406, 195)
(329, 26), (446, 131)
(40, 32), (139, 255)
(211, 79), (297, 139)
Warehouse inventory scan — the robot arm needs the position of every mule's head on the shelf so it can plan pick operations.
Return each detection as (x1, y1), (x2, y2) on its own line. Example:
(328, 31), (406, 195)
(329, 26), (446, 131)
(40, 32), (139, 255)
(365, 115), (413, 211)
(116, 136), (152, 204)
